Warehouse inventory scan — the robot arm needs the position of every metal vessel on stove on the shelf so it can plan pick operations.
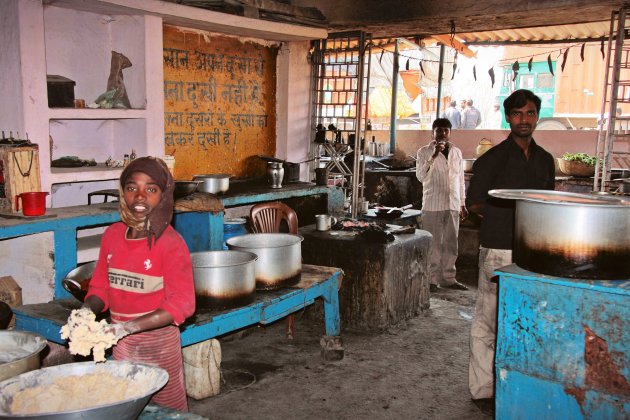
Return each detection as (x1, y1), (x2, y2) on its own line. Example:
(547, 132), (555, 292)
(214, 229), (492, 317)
(489, 189), (630, 279)
(226, 233), (303, 290)
(191, 250), (257, 309)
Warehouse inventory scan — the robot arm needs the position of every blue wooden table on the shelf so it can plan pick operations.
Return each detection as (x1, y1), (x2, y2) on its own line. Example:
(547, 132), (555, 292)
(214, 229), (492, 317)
(0, 182), (344, 300)
(13, 264), (343, 348)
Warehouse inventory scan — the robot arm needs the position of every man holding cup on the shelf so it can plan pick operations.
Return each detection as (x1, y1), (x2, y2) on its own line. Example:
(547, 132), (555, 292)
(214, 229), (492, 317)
(416, 118), (468, 293)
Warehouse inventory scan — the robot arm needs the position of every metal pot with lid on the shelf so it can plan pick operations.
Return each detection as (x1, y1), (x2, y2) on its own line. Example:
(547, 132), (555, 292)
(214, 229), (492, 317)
(489, 189), (630, 279)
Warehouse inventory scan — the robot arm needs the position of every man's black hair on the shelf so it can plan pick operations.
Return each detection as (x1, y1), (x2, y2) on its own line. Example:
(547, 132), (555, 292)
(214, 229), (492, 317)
(432, 118), (452, 130)
(503, 89), (542, 115)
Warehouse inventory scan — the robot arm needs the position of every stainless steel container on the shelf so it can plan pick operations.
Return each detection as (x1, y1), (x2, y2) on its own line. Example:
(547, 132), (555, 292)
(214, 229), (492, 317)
(191, 250), (257, 309)
(0, 361), (168, 419)
(267, 162), (284, 189)
(193, 174), (231, 194)
(489, 189), (630, 279)
(0, 331), (47, 382)
(62, 261), (97, 302)
(226, 233), (303, 289)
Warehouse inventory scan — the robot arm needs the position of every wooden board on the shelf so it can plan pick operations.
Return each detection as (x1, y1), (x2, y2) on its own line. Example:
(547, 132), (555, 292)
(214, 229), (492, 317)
(0, 146), (41, 213)
(163, 26), (278, 181)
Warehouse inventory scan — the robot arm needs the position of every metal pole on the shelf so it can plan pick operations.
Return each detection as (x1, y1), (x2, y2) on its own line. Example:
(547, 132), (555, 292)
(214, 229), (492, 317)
(436, 44), (446, 121)
(351, 32), (367, 219)
(390, 39), (399, 153)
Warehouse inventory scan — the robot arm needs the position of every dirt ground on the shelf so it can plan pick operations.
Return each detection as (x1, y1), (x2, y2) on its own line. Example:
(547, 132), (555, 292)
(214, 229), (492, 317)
(187, 263), (490, 420)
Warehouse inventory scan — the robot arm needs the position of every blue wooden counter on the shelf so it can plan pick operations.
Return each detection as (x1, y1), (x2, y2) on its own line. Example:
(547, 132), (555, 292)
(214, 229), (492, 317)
(13, 264), (342, 346)
(495, 264), (630, 418)
(0, 182), (343, 300)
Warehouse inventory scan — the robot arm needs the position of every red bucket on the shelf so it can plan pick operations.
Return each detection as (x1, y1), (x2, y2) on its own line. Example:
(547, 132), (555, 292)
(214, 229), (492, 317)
(15, 192), (49, 216)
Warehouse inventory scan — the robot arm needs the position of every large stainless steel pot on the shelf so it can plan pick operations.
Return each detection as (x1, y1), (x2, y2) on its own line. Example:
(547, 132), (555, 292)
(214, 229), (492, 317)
(191, 250), (257, 309)
(0, 361), (168, 419)
(226, 233), (303, 290)
(0, 331), (47, 382)
(489, 189), (630, 279)
(193, 174), (231, 194)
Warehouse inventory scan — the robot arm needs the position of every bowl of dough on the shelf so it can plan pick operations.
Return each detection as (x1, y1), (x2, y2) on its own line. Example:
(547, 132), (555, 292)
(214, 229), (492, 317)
(0, 360), (168, 419)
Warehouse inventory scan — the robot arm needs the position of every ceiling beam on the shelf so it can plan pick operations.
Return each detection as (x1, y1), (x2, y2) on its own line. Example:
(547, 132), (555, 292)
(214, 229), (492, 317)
(293, 0), (623, 39)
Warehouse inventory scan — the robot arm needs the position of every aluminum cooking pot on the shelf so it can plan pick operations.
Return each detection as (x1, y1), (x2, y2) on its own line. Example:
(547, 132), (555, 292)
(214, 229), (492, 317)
(191, 250), (257, 310)
(193, 174), (231, 194)
(0, 331), (47, 382)
(226, 233), (303, 290)
(489, 189), (630, 279)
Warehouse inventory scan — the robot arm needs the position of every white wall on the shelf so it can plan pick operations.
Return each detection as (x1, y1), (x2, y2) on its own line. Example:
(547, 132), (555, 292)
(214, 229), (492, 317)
(0, 232), (55, 304)
(276, 41), (313, 181)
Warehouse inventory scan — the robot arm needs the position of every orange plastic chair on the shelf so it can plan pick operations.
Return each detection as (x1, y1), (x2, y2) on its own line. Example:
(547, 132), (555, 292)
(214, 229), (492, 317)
(250, 201), (298, 339)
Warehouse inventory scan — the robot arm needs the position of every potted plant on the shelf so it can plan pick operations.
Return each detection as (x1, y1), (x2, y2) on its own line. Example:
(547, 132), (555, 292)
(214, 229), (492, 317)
(557, 152), (597, 177)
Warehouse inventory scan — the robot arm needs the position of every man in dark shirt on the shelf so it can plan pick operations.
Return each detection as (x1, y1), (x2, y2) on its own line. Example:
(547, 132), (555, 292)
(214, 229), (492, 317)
(465, 89), (555, 406)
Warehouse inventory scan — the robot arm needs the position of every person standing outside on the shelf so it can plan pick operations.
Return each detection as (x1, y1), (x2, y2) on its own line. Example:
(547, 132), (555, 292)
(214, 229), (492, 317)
(462, 99), (482, 129)
(416, 118), (468, 293)
(442, 100), (461, 129)
(487, 104), (503, 129)
(466, 89), (555, 405)
(81, 157), (196, 412)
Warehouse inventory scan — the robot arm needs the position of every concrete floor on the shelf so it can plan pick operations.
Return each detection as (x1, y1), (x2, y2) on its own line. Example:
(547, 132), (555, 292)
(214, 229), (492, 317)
(186, 262), (489, 419)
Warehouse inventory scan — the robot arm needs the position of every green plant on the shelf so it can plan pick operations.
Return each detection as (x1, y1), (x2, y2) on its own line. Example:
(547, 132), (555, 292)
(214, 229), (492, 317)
(561, 152), (598, 166)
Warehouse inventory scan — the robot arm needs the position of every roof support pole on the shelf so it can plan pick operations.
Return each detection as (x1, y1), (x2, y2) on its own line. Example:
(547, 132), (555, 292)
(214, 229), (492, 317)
(436, 43), (446, 121)
(389, 39), (399, 153)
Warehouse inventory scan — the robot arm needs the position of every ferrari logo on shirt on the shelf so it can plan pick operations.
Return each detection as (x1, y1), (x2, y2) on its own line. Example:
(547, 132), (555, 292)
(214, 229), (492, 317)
(144, 259), (152, 271)
(108, 268), (163, 293)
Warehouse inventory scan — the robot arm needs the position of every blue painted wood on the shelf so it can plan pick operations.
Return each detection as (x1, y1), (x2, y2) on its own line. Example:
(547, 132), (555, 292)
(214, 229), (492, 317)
(15, 312), (65, 343)
(495, 370), (630, 419)
(172, 211), (224, 252)
(496, 264), (630, 418)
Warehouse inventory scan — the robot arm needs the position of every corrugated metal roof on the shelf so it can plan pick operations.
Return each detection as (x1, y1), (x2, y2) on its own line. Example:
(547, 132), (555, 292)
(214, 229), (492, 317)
(455, 21), (611, 44)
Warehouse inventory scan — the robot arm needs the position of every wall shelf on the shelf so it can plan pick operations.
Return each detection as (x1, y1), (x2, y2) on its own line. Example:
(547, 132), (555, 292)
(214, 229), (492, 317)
(48, 108), (147, 120)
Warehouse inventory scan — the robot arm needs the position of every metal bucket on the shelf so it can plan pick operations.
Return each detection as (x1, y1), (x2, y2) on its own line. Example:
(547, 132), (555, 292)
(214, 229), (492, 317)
(0, 361), (168, 419)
